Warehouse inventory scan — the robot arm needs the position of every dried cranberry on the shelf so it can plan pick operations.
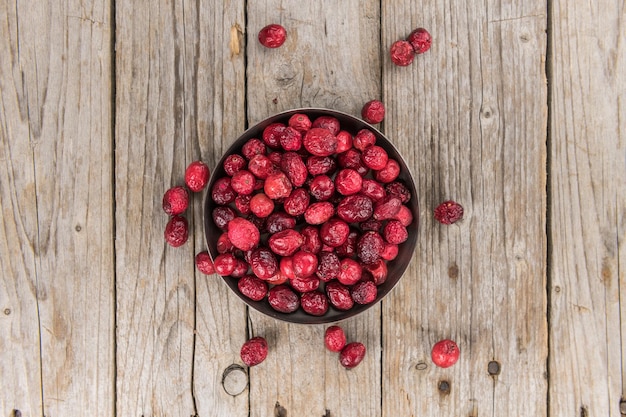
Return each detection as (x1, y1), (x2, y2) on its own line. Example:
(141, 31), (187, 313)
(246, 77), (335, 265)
(407, 28), (432, 54)
(246, 214), (266, 232)
(265, 212), (296, 234)
(301, 226), (322, 254)
(361, 145), (389, 170)
(195, 251), (215, 275)
(267, 151), (282, 166)
(165, 215), (189, 247)
(212, 206), (237, 230)
(303, 128), (338, 156)
(335, 130), (353, 153)
(162, 186), (189, 216)
(214, 253), (237, 276)
(340, 342), (366, 369)
(231, 259), (249, 278)
(211, 177), (236, 205)
(283, 188), (310, 216)
(311, 115), (341, 135)
(338, 258), (362, 286)
(238, 275), (268, 301)
(249, 193), (275, 218)
(292, 250), (319, 278)
(248, 154), (279, 179)
(337, 194), (374, 223)
(249, 247), (278, 280)
(390, 40), (415, 66)
(279, 256), (296, 279)
(351, 280), (377, 304)
(278, 126), (302, 151)
(288, 113), (312, 132)
(380, 243), (399, 261)
(223, 154), (247, 176)
(235, 194), (252, 215)
(304, 201), (334, 225)
(264, 171), (292, 200)
(217, 232), (235, 253)
(361, 100), (386, 124)
(385, 181), (411, 203)
(324, 326), (347, 352)
(290, 275), (320, 293)
(242, 138), (266, 160)
(431, 339), (460, 368)
(227, 217), (261, 251)
(353, 129), (376, 151)
(394, 205), (413, 227)
(300, 291), (329, 316)
(316, 251), (341, 282)
(268, 284), (300, 313)
(185, 160), (210, 192)
(268, 229), (304, 256)
(266, 270), (289, 285)
(434, 200), (464, 225)
(309, 175), (335, 201)
(373, 195), (402, 220)
(383, 220), (409, 244)
(240, 336), (268, 367)
(363, 259), (387, 285)
(262, 123), (286, 149)
(320, 218), (350, 247)
(336, 230), (358, 258)
(360, 179), (386, 202)
(337, 149), (366, 175)
(231, 169), (256, 195)
(306, 156), (336, 176)
(280, 151), (308, 187)
(258, 24), (287, 48)
(374, 159), (400, 183)
(325, 281), (354, 311)
(335, 169), (363, 195)
(357, 231), (384, 265)
(359, 219), (382, 232)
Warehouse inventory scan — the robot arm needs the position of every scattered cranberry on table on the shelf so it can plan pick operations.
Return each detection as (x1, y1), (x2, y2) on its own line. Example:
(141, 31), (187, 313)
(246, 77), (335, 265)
(195, 251), (216, 275)
(390, 40), (415, 66)
(407, 27), (432, 54)
(324, 325), (347, 352)
(185, 160), (210, 192)
(434, 200), (464, 225)
(240, 336), (269, 367)
(258, 24), (287, 48)
(361, 100), (386, 124)
(431, 339), (460, 368)
(164, 215), (189, 247)
(340, 342), (367, 369)
(162, 186), (189, 216)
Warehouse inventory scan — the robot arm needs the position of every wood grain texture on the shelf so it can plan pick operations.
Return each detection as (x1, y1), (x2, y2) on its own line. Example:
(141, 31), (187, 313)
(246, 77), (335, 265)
(548, 1), (626, 416)
(1, 0), (114, 415)
(245, 2), (382, 416)
(381, 0), (548, 416)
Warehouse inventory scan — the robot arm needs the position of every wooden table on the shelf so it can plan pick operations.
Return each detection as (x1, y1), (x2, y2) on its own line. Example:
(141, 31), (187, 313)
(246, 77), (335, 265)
(1, 1), (624, 416)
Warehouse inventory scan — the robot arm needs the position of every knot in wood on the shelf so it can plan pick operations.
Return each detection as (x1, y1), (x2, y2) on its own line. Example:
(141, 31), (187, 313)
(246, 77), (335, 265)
(438, 380), (451, 395)
(221, 364), (248, 396)
(488, 360), (501, 375)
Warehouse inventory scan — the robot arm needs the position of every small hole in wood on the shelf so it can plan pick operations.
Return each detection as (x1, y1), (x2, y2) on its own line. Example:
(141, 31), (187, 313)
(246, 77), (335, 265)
(75, 225), (82, 232)
(438, 380), (450, 395)
(4, 308), (11, 315)
(488, 360), (501, 376)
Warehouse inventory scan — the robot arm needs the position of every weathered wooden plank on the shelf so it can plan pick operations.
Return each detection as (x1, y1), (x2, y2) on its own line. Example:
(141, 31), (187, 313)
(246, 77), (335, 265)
(245, 2), (382, 416)
(549, 1), (626, 416)
(191, 1), (250, 416)
(381, 0), (548, 416)
(1, 0), (115, 415)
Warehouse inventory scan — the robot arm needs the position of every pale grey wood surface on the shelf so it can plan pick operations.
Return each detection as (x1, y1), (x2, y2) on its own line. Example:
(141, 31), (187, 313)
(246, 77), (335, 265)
(1, 1), (625, 416)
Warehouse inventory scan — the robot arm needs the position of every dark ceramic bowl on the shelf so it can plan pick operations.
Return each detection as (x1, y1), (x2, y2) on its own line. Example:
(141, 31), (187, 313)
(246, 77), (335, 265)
(204, 108), (418, 324)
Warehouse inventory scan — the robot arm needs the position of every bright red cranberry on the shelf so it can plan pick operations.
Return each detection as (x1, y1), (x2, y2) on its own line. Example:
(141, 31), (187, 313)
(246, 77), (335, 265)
(288, 113), (312, 132)
(309, 175), (335, 201)
(292, 250), (319, 278)
(235, 194), (252, 215)
(407, 27), (432, 54)
(320, 218), (350, 247)
(316, 251), (341, 282)
(335, 169), (363, 196)
(185, 160), (210, 192)
(249, 193), (275, 218)
(162, 186), (189, 216)
(363, 259), (387, 285)
(383, 220), (409, 244)
(268, 229), (304, 256)
(280, 151), (308, 187)
(324, 326), (347, 352)
(248, 154), (279, 179)
(165, 215), (189, 247)
(223, 154), (247, 176)
(240, 336), (268, 366)
(361, 100), (385, 124)
(268, 284), (300, 313)
(390, 40), (415, 66)
(434, 200), (464, 225)
(360, 179), (386, 202)
(249, 247), (278, 280)
(211, 177), (236, 205)
(353, 129), (376, 151)
(311, 116), (341, 135)
(431, 339), (460, 368)
(306, 156), (336, 176)
(373, 195), (402, 220)
(217, 232), (235, 253)
(283, 188), (310, 216)
(258, 24), (287, 48)
(214, 253), (237, 276)
(290, 275), (320, 293)
(238, 275), (268, 301)
(380, 243), (399, 261)
(340, 342), (366, 369)
(300, 291), (329, 316)
(337, 194), (374, 223)
(338, 258), (362, 286)
(351, 280), (378, 304)
(264, 171), (292, 200)
(357, 231), (384, 265)
(212, 206), (237, 230)
(374, 159), (400, 183)
(195, 251), (215, 275)
(304, 202), (335, 225)
(361, 145), (389, 170)
(301, 226), (322, 254)
(231, 169), (256, 195)
(227, 217), (260, 251)
(242, 138), (266, 160)
(325, 281), (354, 311)
(303, 128), (338, 156)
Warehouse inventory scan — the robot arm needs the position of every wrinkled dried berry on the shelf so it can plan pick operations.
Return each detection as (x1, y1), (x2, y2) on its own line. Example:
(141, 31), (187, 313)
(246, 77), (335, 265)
(335, 130), (353, 154)
(163, 186), (189, 216)
(385, 181), (411, 203)
(217, 232), (235, 253)
(434, 200), (464, 225)
(360, 179), (386, 202)
(337, 148), (369, 176)
(242, 138), (266, 160)
(227, 217), (261, 251)
(380, 243), (399, 261)
(303, 128), (338, 156)
(264, 171), (293, 200)
(373, 195), (402, 220)
(248, 154), (279, 179)
(357, 231), (384, 265)
(235, 194), (252, 215)
(361, 145), (389, 170)
(351, 280), (378, 304)
(211, 177), (236, 205)
(288, 113), (312, 132)
(279, 256), (296, 279)
(165, 215), (189, 247)
(268, 284), (300, 313)
(340, 342), (366, 369)
(185, 160), (210, 192)
(311, 116), (341, 135)
(231, 169), (256, 195)
(324, 325), (347, 352)
(306, 156), (336, 176)
(238, 275), (268, 301)
(258, 24), (287, 48)
(246, 214), (266, 232)
(290, 275), (320, 293)
(320, 218), (350, 247)
(266, 270), (289, 285)
(292, 250), (319, 278)
(353, 129), (376, 151)
(280, 151), (308, 187)
(301, 226), (322, 254)
(263, 123), (286, 149)
(231, 259), (249, 278)
(374, 159), (400, 183)
(325, 281), (354, 311)
(195, 251), (215, 275)
(335, 169), (363, 196)
(361, 100), (385, 124)
(212, 206), (236, 230)
(223, 154), (247, 176)
(363, 259), (388, 285)
(301, 291), (329, 316)
(309, 175), (335, 201)
(278, 126), (302, 151)
(249, 247), (278, 280)
(407, 27), (432, 54)
(304, 201), (335, 225)
(265, 212), (296, 234)
(336, 230), (358, 258)
(360, 219), (382, 232)
(268, 229), (303, 256)
(394, 205), (413, 227)
(383, 220), (409, 244)
(316, 251), (341, 282)
(283, 188), (310, 216)
(337, 194), (374, 223)
(249, 193), (275, 218)
(338, 258), (362, 286)
(390, 40), (415, 66)
(431, 339), (460, 368)
(214, 253), (237, 276)
(240, 336), (268, 367)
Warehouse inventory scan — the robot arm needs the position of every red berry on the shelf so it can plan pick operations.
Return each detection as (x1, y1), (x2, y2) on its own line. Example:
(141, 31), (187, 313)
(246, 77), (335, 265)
(434, 200), (464, 225)
(363, 259), (388, 285)
(335, 130), (354, 153)
(351, 280), (378, 304)
(361, 145), (389, 171)
(373, 195), (402, 220)
(240, 336), (268, 366)
(431, 339), (460, 368)
(383, 220), (409, 244)
(268, 284), (300, 313)
(303, 128), (338, 156)
(265, 211), (296, 234)
(258, 24), (287, 48)
(164, 215), (189, 247)
(324, 326), (347, 352)
(227, 217), (260, 251)
(290, 275), (320, 293)
(353, 129), (377, 151)
(280, 152), (308, 187)
(262, 123), (286, 149)
(304, 202), (335, 225)
(278, 126), (303, 151)
(356, 231), (384, 265)
(217, 232), (235, 254)
(185, 160), (210, 192)
(301, 225), (322, 254)
(238, 275), (268, 301)
(242, 138), (266, 160)
(195, 251), (216, 275)
(320, 218), (350, 247)
(316, 251), (341, 282)
(374, 159), (401, 183)
(340, 342), (366, 369)
(292, 250), (319, 278)
(311, 116), (341, 135)
(231, 259), (249, 278)
(390, 40), (415, 66)
(162, 186), (189, 216)
(306, 156), (336, 176)
(268, 229), (304, 256)
(309, 175), (335, 201)
(249, 247), (278, 280)
(361, 100), (386, 124)
(214, 253), (237, 276)
(338, 258), (362, 286)
(335, 169), (363, 196)
(249, 193), (275, 218)
(325, 281), (354, 311)
(231, 169), (256, 195)
(211, 177), (236, 205)
(264, 171), (293, 200)
(248, 154), (278, 179)
(283, 188), (310, 216)
(223, 154), (247, 176)
(288, 113), (312, 132)
(380, 243), (399, 261)
(212, 206), (237, 230)
(337, 194), (374, 223)
(301, 291), (329, 316)
(407, 28), (432, 54)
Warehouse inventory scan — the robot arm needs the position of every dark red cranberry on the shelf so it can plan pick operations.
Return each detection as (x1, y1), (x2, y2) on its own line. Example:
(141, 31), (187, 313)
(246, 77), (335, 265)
(268, 284), (300, 313)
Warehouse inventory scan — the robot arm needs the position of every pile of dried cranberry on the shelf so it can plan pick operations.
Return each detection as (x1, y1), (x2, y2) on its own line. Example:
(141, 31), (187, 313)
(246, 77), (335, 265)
(208, 110), (414, 318)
